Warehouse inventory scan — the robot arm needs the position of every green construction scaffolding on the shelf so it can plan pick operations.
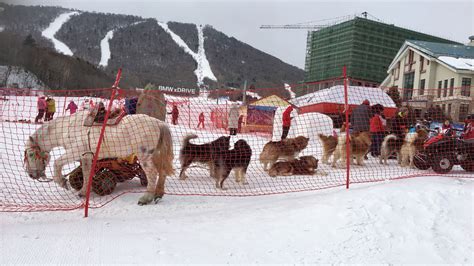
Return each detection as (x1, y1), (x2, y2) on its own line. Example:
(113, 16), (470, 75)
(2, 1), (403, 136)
(304, 17), (460, 85)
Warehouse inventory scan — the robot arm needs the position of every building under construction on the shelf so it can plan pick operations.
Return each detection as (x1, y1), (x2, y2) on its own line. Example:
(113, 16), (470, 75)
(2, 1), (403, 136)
(303, 15), (459, 90)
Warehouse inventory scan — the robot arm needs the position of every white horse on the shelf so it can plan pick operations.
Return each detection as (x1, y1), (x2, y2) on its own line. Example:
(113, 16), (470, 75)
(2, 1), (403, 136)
(23, 110), (174, 205)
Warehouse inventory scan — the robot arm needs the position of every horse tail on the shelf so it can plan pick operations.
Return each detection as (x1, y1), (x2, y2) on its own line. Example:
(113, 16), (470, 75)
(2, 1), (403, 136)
(152, 122), (175, 177)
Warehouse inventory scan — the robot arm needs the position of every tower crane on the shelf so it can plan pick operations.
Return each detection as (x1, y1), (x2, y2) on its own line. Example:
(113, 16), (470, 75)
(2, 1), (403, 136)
(259, 12), (372, 30)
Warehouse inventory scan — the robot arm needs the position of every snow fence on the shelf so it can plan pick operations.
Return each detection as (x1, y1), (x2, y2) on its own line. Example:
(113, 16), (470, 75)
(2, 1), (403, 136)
(1, 78), (473, 213)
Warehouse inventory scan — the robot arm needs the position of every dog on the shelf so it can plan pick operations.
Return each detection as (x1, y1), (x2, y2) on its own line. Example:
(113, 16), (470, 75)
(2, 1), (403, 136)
(268, 155), (319, 177)
(318, 134), (337, 164)
(259, 136), (310, 171)
(332, 131), (371, 168)
(179, 134), (230, 180)
(380, 129), (428, 166)
(379, 134), (404, 165)
(400, 129), (429, 168)
(214, 139), (252, 189)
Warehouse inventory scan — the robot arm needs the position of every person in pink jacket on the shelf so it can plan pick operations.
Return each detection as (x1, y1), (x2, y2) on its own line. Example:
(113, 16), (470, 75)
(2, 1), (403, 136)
(66, 100), (78, 115)
(35, 96), (46, 123)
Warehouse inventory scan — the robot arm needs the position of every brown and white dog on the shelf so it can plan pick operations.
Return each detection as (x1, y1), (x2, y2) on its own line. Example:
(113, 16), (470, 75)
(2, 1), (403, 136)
(379, 134), (403, 165)
(399, 133), (419, 168)
(179, 134), (231, 180)
(318, 134), (337, 164)
(259, 136), (310, 171)
(379, 129), (428, 166)
(268, 155), (319, 177)
(332, 131), (371, 168)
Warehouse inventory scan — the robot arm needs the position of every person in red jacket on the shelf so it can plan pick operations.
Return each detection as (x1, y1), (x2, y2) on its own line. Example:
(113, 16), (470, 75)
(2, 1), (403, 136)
(370, 104), (385, 157)
(197, 112), (205, 129)
(168, 105), (179, 125)
(462, 115), (474, 140)
(281, 105), (296, 140)
(65, 100), (78, 115)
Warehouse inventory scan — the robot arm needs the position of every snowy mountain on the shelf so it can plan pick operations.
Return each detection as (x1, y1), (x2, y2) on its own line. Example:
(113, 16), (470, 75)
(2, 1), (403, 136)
(0, 3), (304, 92)
(0, 65), (47, 89)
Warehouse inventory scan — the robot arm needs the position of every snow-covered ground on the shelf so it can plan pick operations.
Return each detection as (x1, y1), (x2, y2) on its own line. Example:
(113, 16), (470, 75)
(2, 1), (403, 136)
(158, 22), (217, 86)
(246, 90), (262, 99)
(0, 95), (473, 263)
(285, 83), (296, 99)
(41, 11), (79, 56)
(1, 176), (472, 264)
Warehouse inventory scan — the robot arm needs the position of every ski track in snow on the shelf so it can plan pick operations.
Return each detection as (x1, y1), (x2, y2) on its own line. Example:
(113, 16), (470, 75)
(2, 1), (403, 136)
(99, 30), (114, 67)
(158, 22), (217, 86)
(99, 21), (145, 68)
(41, 11), (79, 56)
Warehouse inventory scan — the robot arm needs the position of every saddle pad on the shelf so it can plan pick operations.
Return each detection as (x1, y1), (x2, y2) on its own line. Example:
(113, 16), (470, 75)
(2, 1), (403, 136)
(83, 109), (127, 127)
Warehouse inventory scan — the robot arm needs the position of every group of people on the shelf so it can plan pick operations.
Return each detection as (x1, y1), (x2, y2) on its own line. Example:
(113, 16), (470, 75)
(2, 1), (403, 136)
(350, 99), (412, 157)
(35, 96), (99, 123)
(35, 96), (57, 123)
(168, 103), (245, 135)
(350, 99), (469, 157)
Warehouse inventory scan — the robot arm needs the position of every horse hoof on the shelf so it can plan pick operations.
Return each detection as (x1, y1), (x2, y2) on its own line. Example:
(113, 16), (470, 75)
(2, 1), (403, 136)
(137, 194), (153, 205)
(153, 196), (162, 204)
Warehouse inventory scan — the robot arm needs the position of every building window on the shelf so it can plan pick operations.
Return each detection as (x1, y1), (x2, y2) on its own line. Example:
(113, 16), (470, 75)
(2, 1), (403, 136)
(459, 104), (469, 121)
(394, 61), (400, 80)
(419, 79), (425, 95)
(461, 77), (471, 97)
(443, 79), (448, 97)
(438, 81), (442, 98)
(419, 55), (424, 72)
(403, 72), (415, 100)
(447, 104), (452, 117)
(408, 50), (414, 64)
(449, 78), (454, 96)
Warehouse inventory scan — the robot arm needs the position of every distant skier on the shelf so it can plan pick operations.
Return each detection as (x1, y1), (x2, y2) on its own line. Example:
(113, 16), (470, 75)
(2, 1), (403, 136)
(168, 105), (179, 125)
(197, 112), (205, 129)
(35, 96), (46, 123)
(45, 97), (56, 121)
(66, 100), (78, 115)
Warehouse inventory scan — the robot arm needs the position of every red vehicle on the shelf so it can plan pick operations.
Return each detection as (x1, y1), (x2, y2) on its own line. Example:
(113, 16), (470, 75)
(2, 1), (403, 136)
(414, 127), (474, 173)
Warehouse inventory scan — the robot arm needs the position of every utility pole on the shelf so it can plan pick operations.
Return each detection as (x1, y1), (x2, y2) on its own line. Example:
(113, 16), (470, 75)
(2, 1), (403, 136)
(242, 80), (247, 104)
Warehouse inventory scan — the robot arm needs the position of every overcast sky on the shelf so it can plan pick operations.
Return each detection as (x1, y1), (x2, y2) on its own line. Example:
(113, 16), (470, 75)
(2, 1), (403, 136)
(2, 0), (473, 69)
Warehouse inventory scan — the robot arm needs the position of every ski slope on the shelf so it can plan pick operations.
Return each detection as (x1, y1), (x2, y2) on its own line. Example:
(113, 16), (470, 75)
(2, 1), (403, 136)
(41, 11), (79, 56)
(158, 22), (217, 86)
